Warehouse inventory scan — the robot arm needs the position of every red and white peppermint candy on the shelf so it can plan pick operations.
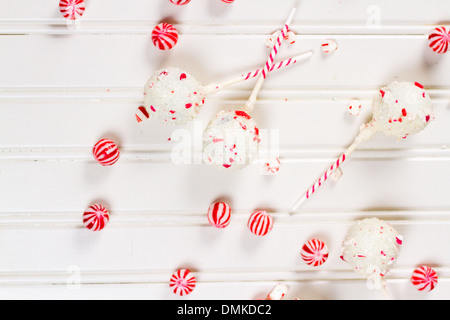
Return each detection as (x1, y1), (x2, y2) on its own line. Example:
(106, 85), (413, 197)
(93, 139), (120, 166)
(301, 239), (329, 266)
(411, 266), (438, 292)
(247, 210), (274, 236)
(207, 202), (231, 228)
(59, 0), (85, 20)
(170, 269), (196, 296)
(152, 23), (179, 50)
(83, 204), (109, 231)
(169, 0), (191, 5)
(428, 26), (450, 54)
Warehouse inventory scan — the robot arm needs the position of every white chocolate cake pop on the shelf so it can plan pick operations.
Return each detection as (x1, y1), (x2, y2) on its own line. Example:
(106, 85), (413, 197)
(373, 81), (434, 140)
(291, 80), (435, 211)
(202, 52), (312, 170)
(203, 110), (260, 169)
(341, 218), (403, 290)
(202, 8), (302, 170)
(136, 53), (312, 125)
(141, 67), (206, 125)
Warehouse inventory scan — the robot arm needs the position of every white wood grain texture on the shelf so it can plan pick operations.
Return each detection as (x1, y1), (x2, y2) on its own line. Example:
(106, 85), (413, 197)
(2, 37), (450, 87)
(0, 0), (449, 24)
(0, 0), (449, 300)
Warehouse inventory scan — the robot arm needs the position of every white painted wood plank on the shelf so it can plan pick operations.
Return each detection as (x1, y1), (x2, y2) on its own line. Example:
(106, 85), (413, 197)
(0, 99), (447, 149)
(0, 0), (449, 25)
(0, 220), (449, 273)
(0, 220), (448, 300)
(1, 36), (450, 87)
(0, 160), (448, 212)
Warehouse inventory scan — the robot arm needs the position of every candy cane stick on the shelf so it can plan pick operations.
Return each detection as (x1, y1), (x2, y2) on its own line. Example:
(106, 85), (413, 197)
(204, 50), (312, 95)
(291, 121), (378, 212)
(201, 7), (302, 171)
(244, 7), (297, 113)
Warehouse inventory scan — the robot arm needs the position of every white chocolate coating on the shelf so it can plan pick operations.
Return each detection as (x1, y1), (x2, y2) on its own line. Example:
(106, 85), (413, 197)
(341, 218), (403, 289)
(267, 283), (288, 300)
(203, 110), (260, 170)
(142, 67), (206, 124)
(372, 81), (434, 139)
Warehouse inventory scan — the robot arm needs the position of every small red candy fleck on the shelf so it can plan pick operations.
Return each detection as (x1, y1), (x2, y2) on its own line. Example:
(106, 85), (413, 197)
(235, 110), (251, 119)
(402, 109), (407, 117)
(415, 82), (424, 89)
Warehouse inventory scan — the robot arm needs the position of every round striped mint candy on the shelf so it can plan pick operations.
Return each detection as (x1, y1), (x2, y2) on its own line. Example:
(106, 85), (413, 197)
(247, 210), (273, 236)
(59, 0), (85, 20)
(411, 266), (438, 292)
(301, 239), (329, 266)
(169, 0), (191, 5)
(428, 26), (450, 54)
(93, 139), (120, 166)
(152, 23), (179, 50)
(207, 202), (231, 228)
(170, 269), (196, 296)
(83, 204), (109, 231)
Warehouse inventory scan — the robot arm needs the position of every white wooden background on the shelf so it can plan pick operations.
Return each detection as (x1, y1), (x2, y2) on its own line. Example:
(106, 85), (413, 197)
(0, 0), (449, 300)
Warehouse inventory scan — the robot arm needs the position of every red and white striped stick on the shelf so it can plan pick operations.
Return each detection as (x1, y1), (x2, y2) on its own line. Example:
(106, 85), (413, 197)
(244, 7), (297, 113)
(204, 51), (312, 95)
(291, 121), (378, 212)
(244, 56), (299, 80)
